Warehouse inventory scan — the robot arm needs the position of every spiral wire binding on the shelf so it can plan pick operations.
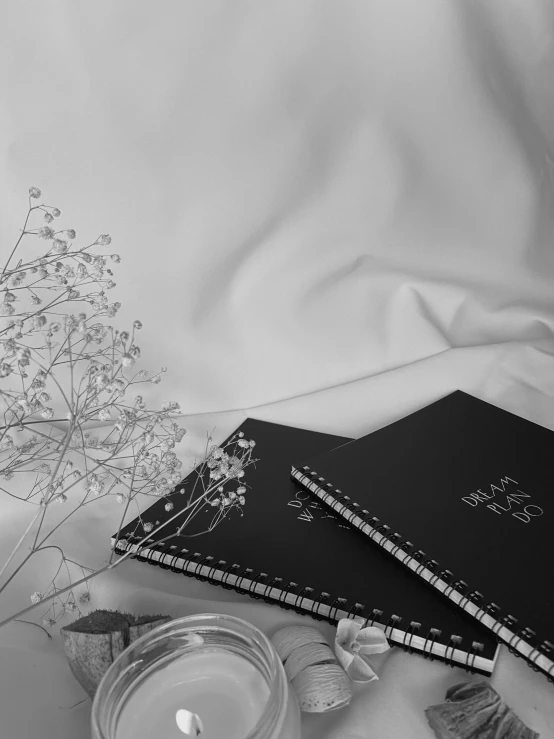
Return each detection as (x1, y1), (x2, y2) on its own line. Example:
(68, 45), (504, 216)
(114, 525), (496, 677)
(384, 614), (401, 640)
(262, 576), (283, 603)
(444, 634), (462, 667)
(249, 571), (269, 599)
(278, 581), (298, 610)
(402, 621), (421, 654)
(329, 597), (347, 622)
(465, 641), (483, 674)
(195, 555), (215, 582)
(159, 543), (176, 570)
(220, 562), (239, 590)
(145, 547), (158, 566)
(364, 608), (383, 628)
(202, 558), (219, 582)
(312, 591), (331, 621)
(346, 602), (365, 620)
(294, 586), (314, 615)
(168, 547), (183, 573)
(186, 552), (202, 578)
(294, 464), (554, 682)
(234, 566), (254, 595)
(422, 627), (441, 662)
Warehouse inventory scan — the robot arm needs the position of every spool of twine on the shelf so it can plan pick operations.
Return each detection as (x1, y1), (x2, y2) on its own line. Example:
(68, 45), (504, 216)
(271, 626), (352, 713)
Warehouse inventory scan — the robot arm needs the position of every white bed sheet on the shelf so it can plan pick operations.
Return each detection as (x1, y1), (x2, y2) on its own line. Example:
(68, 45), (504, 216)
(1, 1), (554, 736)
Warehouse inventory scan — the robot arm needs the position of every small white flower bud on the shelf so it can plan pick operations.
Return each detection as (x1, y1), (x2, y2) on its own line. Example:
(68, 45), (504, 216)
(52, 239), (68, 254)
(29, 186), (41, 199)
(38, 226), (55, 239)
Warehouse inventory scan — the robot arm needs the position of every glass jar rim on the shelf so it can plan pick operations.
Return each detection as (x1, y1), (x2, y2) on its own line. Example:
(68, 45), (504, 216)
(91, 613), (289, 739)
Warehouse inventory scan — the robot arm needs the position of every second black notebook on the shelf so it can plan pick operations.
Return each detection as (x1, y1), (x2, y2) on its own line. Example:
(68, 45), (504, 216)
(292, 391), (554, 680)
(113, 418), (498, 674)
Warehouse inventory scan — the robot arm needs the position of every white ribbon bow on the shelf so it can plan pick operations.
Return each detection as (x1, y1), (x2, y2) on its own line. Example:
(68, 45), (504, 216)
(334, 619), (391, 682)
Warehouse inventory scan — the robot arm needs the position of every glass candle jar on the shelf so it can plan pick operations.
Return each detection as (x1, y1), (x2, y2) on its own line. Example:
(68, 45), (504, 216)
(91, 614), (301, 739)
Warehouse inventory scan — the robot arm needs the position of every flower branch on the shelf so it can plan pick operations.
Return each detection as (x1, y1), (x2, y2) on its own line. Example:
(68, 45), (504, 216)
(0, 188), (257, 630)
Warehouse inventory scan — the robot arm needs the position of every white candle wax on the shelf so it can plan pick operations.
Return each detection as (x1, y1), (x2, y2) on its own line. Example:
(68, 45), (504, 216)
(116, 648), (271, 739)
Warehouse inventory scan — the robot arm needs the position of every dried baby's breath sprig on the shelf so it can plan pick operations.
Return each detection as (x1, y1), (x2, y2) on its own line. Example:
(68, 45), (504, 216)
(0, 189), (256, 632)
(130, 430), (257, 549)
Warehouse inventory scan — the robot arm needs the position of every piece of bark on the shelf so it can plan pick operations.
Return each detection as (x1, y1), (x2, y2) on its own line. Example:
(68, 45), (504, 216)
(61, 609), (171, 698)
(425, 681), (540, 739)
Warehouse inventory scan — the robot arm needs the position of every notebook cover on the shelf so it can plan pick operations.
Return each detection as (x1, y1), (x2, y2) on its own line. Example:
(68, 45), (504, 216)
(292, 391), (554, 681)
(113, 417), (498, 673)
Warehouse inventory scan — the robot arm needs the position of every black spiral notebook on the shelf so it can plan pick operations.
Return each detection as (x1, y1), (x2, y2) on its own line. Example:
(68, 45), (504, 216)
(291, 391), (554, 682)
(112, 417), (498, 674)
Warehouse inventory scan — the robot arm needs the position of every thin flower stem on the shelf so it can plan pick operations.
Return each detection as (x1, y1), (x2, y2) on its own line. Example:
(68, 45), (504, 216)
(0, 483), (214, 629)
(1, 207), (32, 277)
(59, 697), (90, 710)
(0, 292), (79, 338)
(108, 471), (137, 565)
(0, 507), (43, 584)
(0, 563), (114, 630)
(31, 419), (75, 549)
(0, 549), (35, 597)
(0, 453), (253, 627)
(14, 619), (53, 639)
(0, 418), (68, 430)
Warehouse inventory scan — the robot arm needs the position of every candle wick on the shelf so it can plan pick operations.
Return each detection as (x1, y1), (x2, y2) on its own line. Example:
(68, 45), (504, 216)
(176, 709), (204, 736)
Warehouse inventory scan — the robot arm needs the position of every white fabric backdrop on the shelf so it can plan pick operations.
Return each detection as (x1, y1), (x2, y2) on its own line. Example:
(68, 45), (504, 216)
(1, 0), (554, 736)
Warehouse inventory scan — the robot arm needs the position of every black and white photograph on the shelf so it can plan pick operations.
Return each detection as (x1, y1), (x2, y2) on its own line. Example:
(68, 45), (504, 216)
(0, 1), (553, 737)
